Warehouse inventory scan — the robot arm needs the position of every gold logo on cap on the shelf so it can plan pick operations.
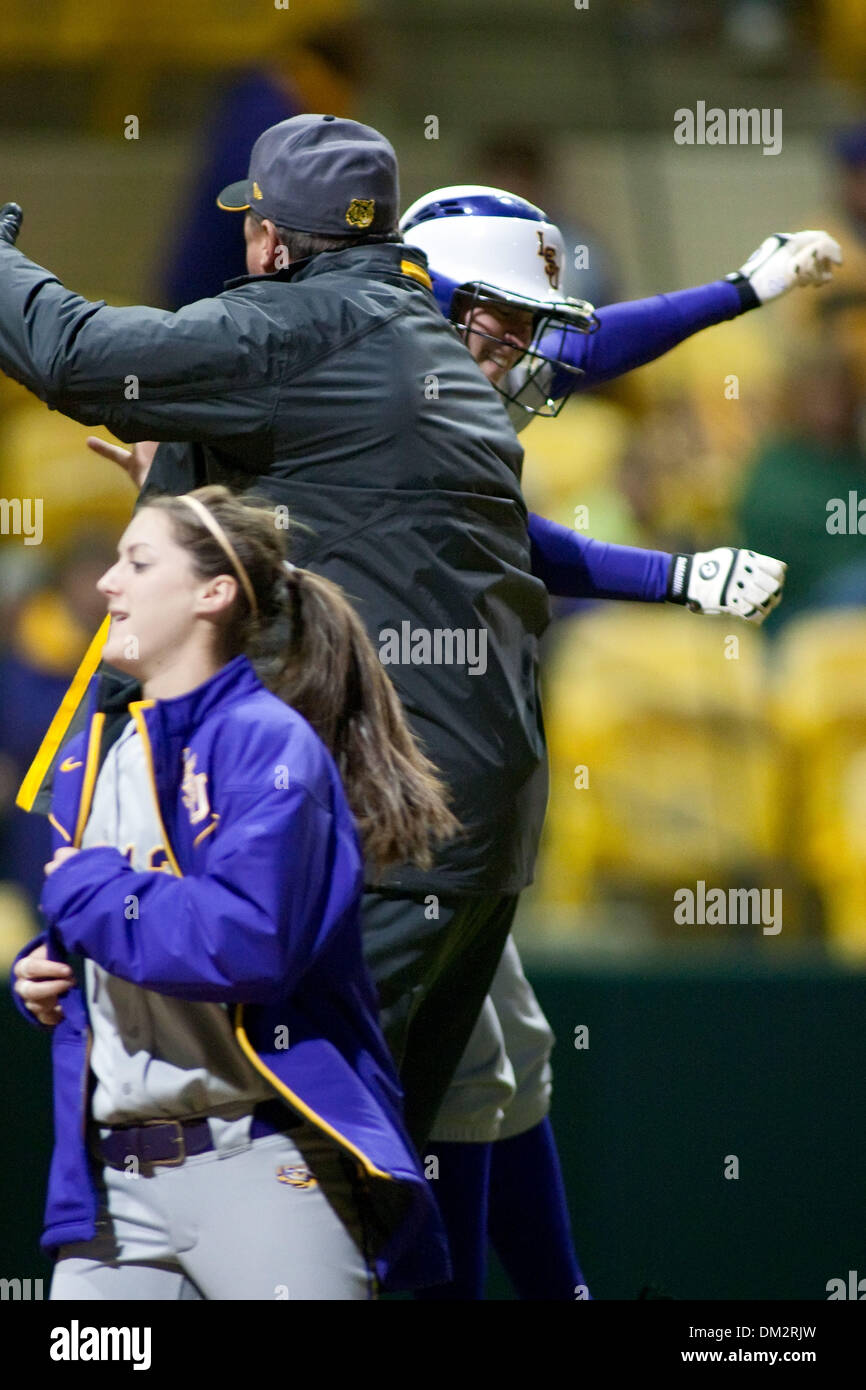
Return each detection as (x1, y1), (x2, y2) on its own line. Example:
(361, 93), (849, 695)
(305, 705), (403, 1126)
(346, 198), (375, 229)
(252, 181), (263, 201)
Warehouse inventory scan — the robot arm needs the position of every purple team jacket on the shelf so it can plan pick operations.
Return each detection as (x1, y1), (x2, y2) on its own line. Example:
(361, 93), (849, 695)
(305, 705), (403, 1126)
(11, 653), (450, 1292)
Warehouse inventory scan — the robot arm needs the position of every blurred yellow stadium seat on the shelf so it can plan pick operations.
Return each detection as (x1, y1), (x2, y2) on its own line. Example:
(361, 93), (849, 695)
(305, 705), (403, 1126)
(535, 605), (782, 916)
(784, 212), (866, 400)
(627, 313), (781, 532)
(520, 395), (642, 554)
(0, 400), (134, 551)
(0, 1), (354, 66)
(774, 609), (866, 958)
(521, 395), (631, 515)
(821, 0), (866, 91)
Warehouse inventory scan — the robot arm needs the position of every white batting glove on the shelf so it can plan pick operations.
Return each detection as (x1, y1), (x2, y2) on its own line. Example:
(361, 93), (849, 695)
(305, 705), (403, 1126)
(667, 548), (786, 624)
(728, 230), (842, 306)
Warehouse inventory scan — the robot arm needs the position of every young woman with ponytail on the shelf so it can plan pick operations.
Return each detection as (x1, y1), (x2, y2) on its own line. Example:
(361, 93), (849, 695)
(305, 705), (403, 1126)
(11, 485), (456, 1300)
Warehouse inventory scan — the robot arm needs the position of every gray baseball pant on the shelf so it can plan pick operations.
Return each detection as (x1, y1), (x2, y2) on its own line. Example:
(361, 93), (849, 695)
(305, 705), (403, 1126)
(49, 1117), (376, 1300)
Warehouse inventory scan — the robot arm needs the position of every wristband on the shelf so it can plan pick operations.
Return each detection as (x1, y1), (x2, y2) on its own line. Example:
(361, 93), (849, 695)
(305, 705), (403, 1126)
(724, 271), (761, 313)
(666, 553), (693, 603)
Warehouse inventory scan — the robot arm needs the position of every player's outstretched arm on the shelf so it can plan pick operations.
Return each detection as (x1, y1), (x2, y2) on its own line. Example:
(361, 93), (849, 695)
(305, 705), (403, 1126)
(528, 512), (670, 601)
(528, 515), (785, 624)
(540, 228), (842, 400)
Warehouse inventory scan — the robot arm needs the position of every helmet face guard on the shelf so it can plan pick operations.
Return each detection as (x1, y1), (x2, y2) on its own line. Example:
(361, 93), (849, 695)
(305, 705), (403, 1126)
(451, 282), (600, 418)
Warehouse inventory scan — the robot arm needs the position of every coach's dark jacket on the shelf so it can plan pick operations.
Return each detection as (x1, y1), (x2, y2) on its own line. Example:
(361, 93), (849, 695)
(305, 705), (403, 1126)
(0, 238), (550, 895)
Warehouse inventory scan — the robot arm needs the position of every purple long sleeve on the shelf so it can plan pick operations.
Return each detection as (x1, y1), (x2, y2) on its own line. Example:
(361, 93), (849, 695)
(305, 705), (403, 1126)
(546, 279), (743, 399)
(528, 512), (670, 602)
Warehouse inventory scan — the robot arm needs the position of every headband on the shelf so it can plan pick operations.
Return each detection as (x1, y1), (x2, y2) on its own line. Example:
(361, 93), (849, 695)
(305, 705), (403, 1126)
(176, 494), (258, 620)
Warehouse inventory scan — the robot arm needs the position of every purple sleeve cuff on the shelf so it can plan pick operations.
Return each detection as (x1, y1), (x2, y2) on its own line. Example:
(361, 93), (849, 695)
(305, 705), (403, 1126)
(528, 512), (670, 602)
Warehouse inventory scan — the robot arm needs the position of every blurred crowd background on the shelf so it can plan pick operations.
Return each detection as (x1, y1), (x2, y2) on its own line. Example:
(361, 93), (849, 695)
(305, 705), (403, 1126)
(2, 0), (866, 968)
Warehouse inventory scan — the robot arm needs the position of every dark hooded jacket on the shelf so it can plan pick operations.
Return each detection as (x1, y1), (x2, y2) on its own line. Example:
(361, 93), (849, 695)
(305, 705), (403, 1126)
(0, 238), (550, 894)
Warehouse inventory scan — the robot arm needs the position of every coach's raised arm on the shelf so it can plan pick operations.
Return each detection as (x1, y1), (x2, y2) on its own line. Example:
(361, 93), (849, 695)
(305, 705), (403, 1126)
(0, 195), (300, 480)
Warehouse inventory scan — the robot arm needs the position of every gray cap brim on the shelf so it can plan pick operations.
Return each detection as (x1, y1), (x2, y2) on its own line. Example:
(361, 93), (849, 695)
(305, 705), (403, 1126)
(216, 180), (251, 212)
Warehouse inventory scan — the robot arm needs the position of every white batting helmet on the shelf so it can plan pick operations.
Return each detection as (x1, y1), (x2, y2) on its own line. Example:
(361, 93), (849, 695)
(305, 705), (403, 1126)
(400, 184), (597, 415)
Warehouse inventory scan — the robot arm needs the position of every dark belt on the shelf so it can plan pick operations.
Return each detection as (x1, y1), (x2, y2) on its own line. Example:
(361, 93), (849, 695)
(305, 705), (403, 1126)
(95, 1098), (301, 1169)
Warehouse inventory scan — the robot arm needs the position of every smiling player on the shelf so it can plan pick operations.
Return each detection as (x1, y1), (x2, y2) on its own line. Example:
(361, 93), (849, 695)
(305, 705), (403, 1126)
(401, 184), (838, 1299)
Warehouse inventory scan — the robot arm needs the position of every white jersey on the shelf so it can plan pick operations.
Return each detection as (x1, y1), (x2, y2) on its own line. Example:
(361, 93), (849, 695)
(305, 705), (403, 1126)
(81, 717), (272, 1124)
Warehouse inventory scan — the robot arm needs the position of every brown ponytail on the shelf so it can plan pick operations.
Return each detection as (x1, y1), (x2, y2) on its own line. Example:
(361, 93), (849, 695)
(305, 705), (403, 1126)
(273, 564), (459, 877)
(146, 485), (458, 878)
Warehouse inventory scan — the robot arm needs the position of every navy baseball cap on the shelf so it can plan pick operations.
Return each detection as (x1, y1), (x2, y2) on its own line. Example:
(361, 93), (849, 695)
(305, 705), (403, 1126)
(217, 113), (399, 236)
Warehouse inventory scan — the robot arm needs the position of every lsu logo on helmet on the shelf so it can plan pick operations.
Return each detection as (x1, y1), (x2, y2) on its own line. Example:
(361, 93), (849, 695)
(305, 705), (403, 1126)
(536, 230), (560, 290)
